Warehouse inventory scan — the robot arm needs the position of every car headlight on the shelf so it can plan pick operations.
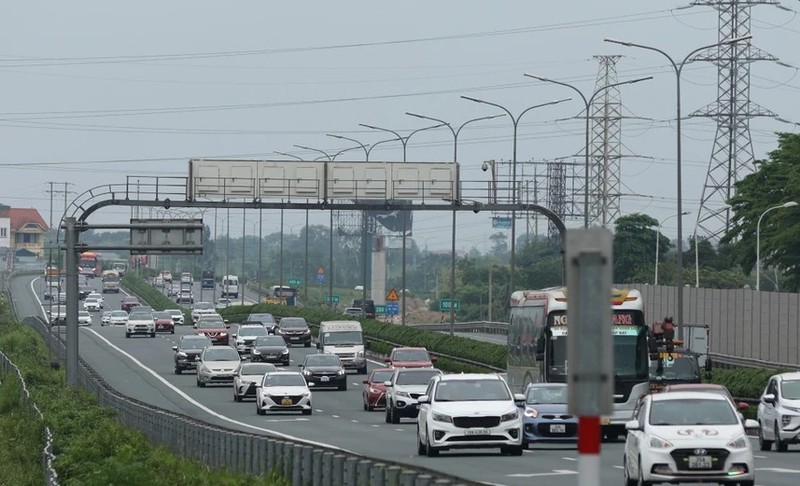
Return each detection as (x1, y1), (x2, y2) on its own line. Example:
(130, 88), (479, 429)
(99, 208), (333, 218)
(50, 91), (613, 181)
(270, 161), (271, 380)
(369, 388), (381, 394)
(303, 329), (310, 334)
(177, 352), (187, 358)
(432, 412), (453, 423)
(337, 369), (345, 375)
(220, 332), (227, 336)
(397, 391), (411, 398)
(726, 435), (749, 449)
(356, 351), (364, 358)
(281, 349), (289, 355)
(252, 349), (261, 355)
(302, 369), (311, 375)
(784, 406), (800, 414)
(501, 410), (519, 422)
(649, 435), (673, 449)
(524, 408), (539, 418)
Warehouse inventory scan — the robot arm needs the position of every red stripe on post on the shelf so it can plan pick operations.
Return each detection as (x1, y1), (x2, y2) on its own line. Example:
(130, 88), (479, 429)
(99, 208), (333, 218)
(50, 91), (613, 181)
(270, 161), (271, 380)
(578, 416), (601, 454)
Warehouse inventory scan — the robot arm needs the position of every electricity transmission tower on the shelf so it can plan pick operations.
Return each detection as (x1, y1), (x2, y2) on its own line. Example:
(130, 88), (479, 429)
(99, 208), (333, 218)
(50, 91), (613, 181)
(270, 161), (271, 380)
(691, 0), (778, 240)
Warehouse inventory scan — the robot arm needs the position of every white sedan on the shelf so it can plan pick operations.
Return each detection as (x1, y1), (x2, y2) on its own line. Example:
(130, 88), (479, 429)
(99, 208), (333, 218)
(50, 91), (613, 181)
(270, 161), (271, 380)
(255, 371), (313, 415)
(78, 311), (93, 326)
(623, 391), (758, 486)
(83, 297), (102, 312)
(108, 310), (129, 326)
(233, 362), (277, 402)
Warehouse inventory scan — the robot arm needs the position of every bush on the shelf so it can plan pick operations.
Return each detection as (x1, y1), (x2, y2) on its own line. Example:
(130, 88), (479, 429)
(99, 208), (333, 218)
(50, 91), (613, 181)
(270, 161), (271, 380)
(709, 366), (788, 400)
(221, 303), (507, 372)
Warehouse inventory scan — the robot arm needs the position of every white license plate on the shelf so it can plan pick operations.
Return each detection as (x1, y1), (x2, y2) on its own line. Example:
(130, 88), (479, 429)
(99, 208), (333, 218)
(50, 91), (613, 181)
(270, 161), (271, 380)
(688, 456), (712, 469)
(320, 376), (330, 382)
(549, 424), (566, 433)
(464, 428), (490, 436)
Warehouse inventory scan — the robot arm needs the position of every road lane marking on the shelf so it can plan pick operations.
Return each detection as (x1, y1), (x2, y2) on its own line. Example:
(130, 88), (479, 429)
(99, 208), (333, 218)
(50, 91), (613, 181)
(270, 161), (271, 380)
(507, 470), (577, 478)
(612, 465), (623, 469)
(350, 419), (359, 423)
(331, 414), (340, 418)
(264, 418), (310, 423)
(562, 457), (577, 461)
(372, 424), (380, 428)
(755, 467), (800, 473)
(78, 326), (353, 453)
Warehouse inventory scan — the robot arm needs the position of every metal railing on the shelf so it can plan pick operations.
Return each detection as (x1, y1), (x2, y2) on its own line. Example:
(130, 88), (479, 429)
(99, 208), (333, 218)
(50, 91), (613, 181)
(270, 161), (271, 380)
(411, 321), (509, 335)
(0, 350), (59, 486)
(25, 316), (478, 486)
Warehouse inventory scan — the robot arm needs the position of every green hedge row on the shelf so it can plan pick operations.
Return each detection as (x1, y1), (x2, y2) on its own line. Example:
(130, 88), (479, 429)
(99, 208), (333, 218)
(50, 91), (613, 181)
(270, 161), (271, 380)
(221, 303), (507, 372)
(709, 366), (788, 400)
(0, 308), (288, 485)
(122, 273), (192, 324)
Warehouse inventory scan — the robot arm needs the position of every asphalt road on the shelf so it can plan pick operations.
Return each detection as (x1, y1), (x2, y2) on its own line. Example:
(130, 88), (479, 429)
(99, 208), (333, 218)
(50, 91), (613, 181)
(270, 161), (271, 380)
(12, 273), (800, 486)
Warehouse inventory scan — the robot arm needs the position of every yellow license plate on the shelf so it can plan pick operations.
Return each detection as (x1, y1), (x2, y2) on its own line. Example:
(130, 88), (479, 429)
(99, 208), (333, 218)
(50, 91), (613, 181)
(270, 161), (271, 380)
(601, 418), (610, 425)
(281, 397), (292, 405)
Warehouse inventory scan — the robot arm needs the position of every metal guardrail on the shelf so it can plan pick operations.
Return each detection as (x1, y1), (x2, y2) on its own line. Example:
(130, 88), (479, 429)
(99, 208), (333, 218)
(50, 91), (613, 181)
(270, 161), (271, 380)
(24, 315), (479, 486)
(411, 321), (509, 335)
(0, 350), (59, 486)
(708, 352), (800, 372)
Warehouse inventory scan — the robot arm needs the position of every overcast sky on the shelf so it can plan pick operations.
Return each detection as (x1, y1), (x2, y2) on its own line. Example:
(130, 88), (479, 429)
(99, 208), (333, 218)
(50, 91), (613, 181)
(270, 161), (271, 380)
(1, 1), (798, 252)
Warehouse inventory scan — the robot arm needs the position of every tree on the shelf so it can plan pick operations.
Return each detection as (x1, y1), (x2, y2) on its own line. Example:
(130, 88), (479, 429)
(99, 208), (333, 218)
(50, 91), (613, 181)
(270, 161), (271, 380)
(613, 213), (665, 283)
(722, 132), (800, 291)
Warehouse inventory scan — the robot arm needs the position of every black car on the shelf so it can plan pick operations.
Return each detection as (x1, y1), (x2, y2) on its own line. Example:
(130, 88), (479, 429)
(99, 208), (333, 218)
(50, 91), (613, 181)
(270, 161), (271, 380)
(246, 313), (277, 333)
(250, 335), (290, 365)
(299, 353), (347, 391)
(172, 335), (213, 374)
(275, 317), (311, 347)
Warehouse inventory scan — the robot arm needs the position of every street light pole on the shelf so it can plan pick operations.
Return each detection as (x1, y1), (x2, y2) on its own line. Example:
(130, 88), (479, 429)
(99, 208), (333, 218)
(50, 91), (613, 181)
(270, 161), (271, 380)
(604, 35), (751, 339)
(460, 96), (571, 295)
(359, 122), (447, 326)
(757, 201), (798, 291)
(694, 205), (731, 288)
(655, 211), (690, 286)
(405, 111), (506, 336)
(523, 75), (652, 228)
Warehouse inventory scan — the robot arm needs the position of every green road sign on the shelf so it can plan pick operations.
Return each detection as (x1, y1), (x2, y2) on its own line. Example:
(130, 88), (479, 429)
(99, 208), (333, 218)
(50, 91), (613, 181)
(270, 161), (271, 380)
(325, 295), (340, 303)
(375, 304), (387, 315)
(288, 278), (301, 286)
(439, 299), (461, 312)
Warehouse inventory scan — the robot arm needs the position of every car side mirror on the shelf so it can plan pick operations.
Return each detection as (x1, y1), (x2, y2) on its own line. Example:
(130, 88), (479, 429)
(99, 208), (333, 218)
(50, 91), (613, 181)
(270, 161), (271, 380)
(171, 346), (178, 352)
(737, 402), (750, 411)
(225, 324), (230, 329)
(307, 382), (315, 387)
(763, 393), (776, 405)
(513, 393), (526, 406)
(231, 334), (237, 338)
(224, 319), (229, 324)
(297, 364), (303, 368)
(417, 395), (430, 404)
(362, 379), (369, 384)
(744, 419), (759, 429)
(315, 343), (320, 350)
(625, 420), (641, 432)
(384, 357), (391, 363)
(383, 381), (392, 387)
(193, 324), (197, 329)
(430, 356), (438, 363)
(255, 383), (261, 388)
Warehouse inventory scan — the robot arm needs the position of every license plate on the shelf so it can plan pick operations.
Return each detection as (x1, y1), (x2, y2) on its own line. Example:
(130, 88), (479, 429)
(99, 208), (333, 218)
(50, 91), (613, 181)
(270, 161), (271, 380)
(321, 376), (330, 382)
(688, 455), (712, 469)
(601, 418), (610, 425)
(281, 397), (292, 406)
(464, 428), (490, 436)
(549, 424), (566, 433)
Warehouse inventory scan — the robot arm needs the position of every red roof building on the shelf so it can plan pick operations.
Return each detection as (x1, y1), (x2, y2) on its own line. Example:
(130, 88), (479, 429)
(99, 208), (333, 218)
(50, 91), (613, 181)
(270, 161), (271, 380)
(1, 207), (48, 258)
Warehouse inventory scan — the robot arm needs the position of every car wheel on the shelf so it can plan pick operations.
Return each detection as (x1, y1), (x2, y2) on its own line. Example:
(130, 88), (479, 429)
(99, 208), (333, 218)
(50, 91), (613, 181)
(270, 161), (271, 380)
(257, 406), (265, 416)
(170, 329), (175, 334)
(775, 424), (788, 452)
(174, 367), (182, 375)
(425, 431), (439, 457)
(234, 393), (241, 402)
(197, 379), (206, 388)
(737, 481), (754, 486)
(417, 426), (426, 455)
(358, 366), (368, 375)
(125, 332), (130, 338)
(150, 332), (156, 338)
(623, 456), (636, 486)
(390, 405), (400, 424)
(302, 409), (312, 416)
(338, 382), (347, 392)
(501, 444), (523, 456)
(283, 360), (290, 367)
(758, 421), (773, 451)
(638, 458), (653, 486)
(385, 403), (392, 424)
(304, 342), (311, 348)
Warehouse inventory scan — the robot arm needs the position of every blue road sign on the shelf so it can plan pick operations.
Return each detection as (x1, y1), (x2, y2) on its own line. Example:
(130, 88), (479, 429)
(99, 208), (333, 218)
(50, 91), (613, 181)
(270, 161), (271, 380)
(386, 303), (399, 315)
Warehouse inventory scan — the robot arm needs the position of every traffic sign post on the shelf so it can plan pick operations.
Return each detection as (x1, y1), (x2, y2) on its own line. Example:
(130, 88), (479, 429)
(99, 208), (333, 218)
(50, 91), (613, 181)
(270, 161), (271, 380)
(386, 303), (399, 315)
(288, 278), (301, 287)
(438, 299), (461, 312)
(324, 295), (340, 304)
(375, 304), (387, 315)
(566, 228), (613, 486)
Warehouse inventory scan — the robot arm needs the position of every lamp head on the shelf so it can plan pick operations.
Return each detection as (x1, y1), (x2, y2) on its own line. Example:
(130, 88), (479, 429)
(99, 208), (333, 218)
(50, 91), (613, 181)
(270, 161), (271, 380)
(783, 201), (798, 208)
(481, 161), (490, 172)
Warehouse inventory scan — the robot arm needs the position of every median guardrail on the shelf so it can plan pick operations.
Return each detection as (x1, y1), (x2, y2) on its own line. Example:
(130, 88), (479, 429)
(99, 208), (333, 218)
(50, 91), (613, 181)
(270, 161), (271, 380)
(0, 349), (59, 486)
(24, 314), (480, 486)
(410, 321), (509, 335)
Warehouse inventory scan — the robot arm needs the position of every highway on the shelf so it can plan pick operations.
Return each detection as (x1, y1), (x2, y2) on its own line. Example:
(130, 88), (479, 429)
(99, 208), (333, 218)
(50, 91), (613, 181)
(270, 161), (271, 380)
(11, 273), (800, 486)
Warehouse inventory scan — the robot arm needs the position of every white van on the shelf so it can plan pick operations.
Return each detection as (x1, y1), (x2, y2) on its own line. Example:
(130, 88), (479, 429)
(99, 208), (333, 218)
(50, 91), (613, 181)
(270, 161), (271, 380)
(221, 275), (239, 298)
(317, 320), (367, 374)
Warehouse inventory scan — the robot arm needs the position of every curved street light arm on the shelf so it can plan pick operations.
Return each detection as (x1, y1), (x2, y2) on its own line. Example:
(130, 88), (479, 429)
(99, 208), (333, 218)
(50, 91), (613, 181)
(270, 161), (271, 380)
(524, 74), (589, 109)
(273, 151), (303, 161)
(293, 144), (332, 161)
(331, 146), (361, 161)
(588, 76), (653, 105)
(518, 97), (572, 122)
(365, 138), (402, 161)
(326, 134), (368, 160)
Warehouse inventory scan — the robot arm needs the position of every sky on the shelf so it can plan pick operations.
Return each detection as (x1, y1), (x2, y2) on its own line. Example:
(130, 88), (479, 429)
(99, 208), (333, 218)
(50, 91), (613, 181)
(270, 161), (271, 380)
(1, 1), (799, 253)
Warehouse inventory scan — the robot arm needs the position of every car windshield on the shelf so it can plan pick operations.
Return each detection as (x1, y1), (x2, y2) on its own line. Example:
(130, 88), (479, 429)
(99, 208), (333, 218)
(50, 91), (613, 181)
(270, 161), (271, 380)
(782, 380), (800, 399)
(371, 370), (395, 383)
(649, 354), (701, 381)
(649, 398), (737, 426)
(280, 318), (307, 328)
(526, 386), (568, 404)
(203, 348), (240, 361)
(322, 331), (362, 345)
(254, 336), (286, 347)
(396, 369), (441, 386)
(240, 363), (276, 375)
(263, 374), (306, 387)
(248, 313), (275, 324)
(305, 355), (341, 367)
(435, 379), (512, 402)
(239, 326), (268, 337)
(123, 298), (139, 305)
(153, 312), (171, 320)
(111, 311), (128, 318)
(181, 337), (212, 349)
(194, 302), (213, 310)
(79, 311), (90, 317)
(393, 349), (430, 362)
(167, 310), (182, 316)
(128, 312), (152, 321)
(198, 319), (225, 329)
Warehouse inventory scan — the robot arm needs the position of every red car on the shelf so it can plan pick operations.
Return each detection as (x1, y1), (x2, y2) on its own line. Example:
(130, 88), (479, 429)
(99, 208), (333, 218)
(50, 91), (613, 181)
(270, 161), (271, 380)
(384, 347), (436, 368)
(121, 296), (141, 313)
(152, 311), (175, 334)
(193, 315), (230, 345)
(362, 368), (395, 411)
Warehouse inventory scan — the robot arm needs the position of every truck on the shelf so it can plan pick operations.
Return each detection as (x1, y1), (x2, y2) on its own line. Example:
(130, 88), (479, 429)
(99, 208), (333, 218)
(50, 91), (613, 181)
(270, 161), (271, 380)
(221, 275), (239, 298)
(101, 270), (121, 293)
(351, 299), (376, 318)
(317, 320), (368, 374)
(201, 270), (215, 289)
(111, 261), (127, 277)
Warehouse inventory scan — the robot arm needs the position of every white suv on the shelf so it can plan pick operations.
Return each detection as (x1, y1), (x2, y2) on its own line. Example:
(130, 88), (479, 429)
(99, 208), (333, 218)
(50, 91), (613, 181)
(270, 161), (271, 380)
(385, 368), (443, 424)
(757, 371), (800, 452)
(417, 373), (525, 457)
(125, 310), (156, 338)
(191, 302), (216, 324)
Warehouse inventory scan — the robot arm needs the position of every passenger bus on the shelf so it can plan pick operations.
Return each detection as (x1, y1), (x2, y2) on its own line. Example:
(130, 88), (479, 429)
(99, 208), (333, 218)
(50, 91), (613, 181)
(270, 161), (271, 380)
(507, 287), (649, 440)
(78, 251), (102, 278)
(266, 285), (297, 306)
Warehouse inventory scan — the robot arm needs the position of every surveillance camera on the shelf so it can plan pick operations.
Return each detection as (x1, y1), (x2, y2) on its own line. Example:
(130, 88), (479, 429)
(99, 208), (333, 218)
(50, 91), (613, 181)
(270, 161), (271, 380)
(481, 161), (489, 172)
(472, 202), (481, 214)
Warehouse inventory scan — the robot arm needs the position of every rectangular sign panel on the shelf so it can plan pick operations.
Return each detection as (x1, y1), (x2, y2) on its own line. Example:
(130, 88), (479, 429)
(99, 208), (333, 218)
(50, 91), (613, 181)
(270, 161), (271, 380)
(129, 219), (203, 255)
